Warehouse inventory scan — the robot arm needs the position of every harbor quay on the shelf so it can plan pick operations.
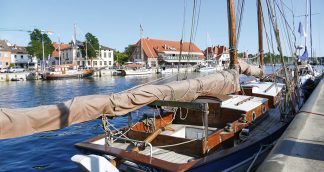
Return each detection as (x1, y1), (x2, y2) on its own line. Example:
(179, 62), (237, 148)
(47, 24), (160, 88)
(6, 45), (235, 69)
(0, 67), (195, 82)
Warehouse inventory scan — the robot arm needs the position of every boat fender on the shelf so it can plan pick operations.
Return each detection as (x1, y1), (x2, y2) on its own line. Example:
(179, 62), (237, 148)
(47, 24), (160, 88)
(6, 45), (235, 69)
(239, 128), (250, 141)
(71, 154), (119, 172)
(241, 128), (250, 136)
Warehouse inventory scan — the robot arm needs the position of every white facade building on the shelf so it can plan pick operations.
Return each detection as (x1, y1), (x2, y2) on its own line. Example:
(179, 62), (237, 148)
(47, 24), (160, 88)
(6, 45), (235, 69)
(54, 44), (114, 68)
(90, 46), (114, 68)
(204, 45), (230, 66)
(10, 45), (33, 68)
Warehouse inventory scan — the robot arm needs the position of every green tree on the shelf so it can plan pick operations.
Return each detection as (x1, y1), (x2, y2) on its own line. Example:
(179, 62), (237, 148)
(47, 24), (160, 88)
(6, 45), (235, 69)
(114, 51), (128, 65)
(81, 33), (99, 58)
(124, 44), (136, 57)
(26, 29), (54, 59)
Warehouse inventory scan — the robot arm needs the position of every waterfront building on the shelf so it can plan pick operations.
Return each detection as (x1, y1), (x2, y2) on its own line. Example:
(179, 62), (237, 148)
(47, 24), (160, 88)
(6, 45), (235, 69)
(51, 43), (114, 68)
(9, 44), (36, 68)
(130, 38), (205, 67)
(49, 43), (71, 66)
(203, 45), (230, 66)
(0, 40), (11, 69)
(60, 44), (80, 65)
(89, 45), (114, 68)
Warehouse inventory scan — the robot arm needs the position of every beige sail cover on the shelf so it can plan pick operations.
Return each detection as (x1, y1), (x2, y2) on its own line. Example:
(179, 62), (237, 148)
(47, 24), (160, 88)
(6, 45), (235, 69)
(0, 69), (241, 139)
(239, 59), (264, 77)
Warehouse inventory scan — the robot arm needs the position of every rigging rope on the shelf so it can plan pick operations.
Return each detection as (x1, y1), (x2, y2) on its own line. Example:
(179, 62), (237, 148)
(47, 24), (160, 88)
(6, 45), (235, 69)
(266, 0), (296, 116)
(178, 0), (187, 80)
(236, 0), (245, 47)
(185, 0), (201, 80)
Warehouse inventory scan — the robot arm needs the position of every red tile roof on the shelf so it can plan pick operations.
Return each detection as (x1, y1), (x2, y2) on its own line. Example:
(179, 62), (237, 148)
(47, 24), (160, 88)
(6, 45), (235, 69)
(204, 45), (229, 59)
(52, 43), (71, 58)
(134, 38), (204, 59)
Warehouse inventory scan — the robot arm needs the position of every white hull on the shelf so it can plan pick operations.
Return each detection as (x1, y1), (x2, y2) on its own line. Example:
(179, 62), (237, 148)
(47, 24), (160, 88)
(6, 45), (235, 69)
(198, 66), (222, 72)
(125, 69), (152, 75)
(160, 68), (174, 74)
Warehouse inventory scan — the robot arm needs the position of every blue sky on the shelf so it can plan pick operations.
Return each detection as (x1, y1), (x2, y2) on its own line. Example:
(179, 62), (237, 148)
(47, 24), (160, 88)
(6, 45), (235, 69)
(1, 0), (323, 56)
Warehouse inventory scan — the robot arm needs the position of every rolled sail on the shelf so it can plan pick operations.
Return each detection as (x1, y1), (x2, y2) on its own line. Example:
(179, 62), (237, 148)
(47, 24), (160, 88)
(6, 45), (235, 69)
(0, 69), (240, 139)
(239, 59), (264, 77)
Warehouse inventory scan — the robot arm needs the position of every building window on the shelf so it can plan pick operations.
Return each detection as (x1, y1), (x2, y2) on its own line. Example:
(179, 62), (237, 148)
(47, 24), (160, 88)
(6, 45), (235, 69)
(100, 61), (102, 66)
(21, 55), (23, 59)
(93, 61), (97, 66)
(6, 62), (8, 65)
(104, 52), (106, 58)
(88, 61), (90, 65)
(108, 52), (111, 58)
(104, 61), (107, 65)
(109, 61), (111, 65)
(15, 55), (17, 58)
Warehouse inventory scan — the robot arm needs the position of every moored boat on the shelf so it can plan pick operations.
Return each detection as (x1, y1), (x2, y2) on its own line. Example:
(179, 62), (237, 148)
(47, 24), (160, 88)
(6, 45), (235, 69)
(125, 68), (152, 75)
(41, 64), (94, 80)
(197, 66), (217, 72)
(73, 93), (290, 171)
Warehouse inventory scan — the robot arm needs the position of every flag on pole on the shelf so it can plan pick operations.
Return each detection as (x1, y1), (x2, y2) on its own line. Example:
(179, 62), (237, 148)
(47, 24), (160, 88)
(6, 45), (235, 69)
(140, 24), (144, 32)
(298, 22), (306, 37)
(299, 46), (309, 61)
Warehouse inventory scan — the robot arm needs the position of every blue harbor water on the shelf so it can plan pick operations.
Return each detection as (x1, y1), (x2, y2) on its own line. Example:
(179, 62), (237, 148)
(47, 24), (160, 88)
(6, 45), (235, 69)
(0, 65), (308, 171)
(0, 73), (205, 171)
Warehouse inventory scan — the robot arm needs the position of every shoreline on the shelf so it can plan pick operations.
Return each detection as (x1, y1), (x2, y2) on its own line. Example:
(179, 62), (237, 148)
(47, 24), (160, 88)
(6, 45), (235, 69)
(0, 67), (196, 82)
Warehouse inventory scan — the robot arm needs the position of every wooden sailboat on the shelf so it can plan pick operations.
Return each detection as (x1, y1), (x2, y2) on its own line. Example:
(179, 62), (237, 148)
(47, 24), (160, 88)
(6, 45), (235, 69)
(41, 64), (94, 80)
(72, 0), (297, 171)
(42, 25), (95, 80)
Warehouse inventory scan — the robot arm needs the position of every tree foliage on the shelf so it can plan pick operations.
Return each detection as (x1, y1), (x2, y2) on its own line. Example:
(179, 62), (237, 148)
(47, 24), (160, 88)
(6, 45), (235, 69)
(238, 52), (294, 64)
(113, 44), (135, 65)
(26, 29), (54, 59)
(124, 44), (136, 57)
(114, 51), (128, 65)
(80, 33), (99, 59)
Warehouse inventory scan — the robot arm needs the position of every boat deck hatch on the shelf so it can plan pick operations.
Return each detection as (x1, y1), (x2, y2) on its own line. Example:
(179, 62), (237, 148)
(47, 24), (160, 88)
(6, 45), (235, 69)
(160, 124), (217, 140)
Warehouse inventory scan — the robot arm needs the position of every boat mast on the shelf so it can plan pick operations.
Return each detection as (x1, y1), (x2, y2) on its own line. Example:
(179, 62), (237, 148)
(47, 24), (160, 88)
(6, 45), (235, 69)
(73, 24), (77, 65)
(58, 35), (61, 65)
(140, 25), (144, 67)
(304, 0), (308, 48)
(257, 0), (264, 68)
(85, 40), (88, 68)
(227, 0), (239, 70)
(206, 32), (209, 63)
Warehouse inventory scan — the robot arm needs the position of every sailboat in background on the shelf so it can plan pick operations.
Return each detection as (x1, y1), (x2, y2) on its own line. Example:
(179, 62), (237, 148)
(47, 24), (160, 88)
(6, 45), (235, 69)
(124, 25), (153, 75)
(41, 24), (95, 80)
(197, 33), (218, 73)
(296, 0), (320, 86)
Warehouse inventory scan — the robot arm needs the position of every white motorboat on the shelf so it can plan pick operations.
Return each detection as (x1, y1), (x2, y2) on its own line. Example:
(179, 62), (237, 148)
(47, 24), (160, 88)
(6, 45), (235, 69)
(125, 68), (152, 75)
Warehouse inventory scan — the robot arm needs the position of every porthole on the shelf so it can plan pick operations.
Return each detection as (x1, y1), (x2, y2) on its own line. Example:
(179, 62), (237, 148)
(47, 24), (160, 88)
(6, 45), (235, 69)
(262, 106), (266, 114)
(252, 111), (256, 121)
